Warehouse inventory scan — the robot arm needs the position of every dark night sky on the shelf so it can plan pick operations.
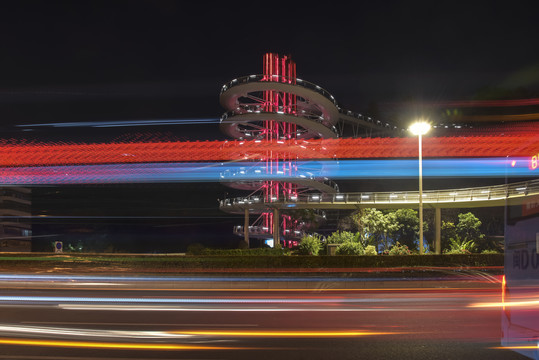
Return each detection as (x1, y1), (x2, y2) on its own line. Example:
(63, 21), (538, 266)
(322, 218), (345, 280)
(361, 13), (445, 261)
(1, 0), (538, 132)
(1, 1), (538, 250)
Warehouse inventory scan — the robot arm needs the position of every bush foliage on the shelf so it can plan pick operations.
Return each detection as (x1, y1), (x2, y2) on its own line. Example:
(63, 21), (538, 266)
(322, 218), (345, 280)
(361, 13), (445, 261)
(327, 231), (358, 244)
(297, 234), (323, 255)
(335, 241), (364, 255)
(383, 241), (412, 255)
(198, 247), (291, 256)
(364, 245), (377, 256)
(0, 253), (504, 269)
(443, 236), (477, 254)
(338, 208), (492, 253)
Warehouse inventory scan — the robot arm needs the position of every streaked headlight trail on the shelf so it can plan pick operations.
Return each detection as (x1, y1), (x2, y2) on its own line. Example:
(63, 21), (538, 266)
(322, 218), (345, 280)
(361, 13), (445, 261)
(0, 158), (530, 185)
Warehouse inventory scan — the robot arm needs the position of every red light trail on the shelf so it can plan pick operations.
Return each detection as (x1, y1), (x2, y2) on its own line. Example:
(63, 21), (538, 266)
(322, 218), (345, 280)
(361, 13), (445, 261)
(0, 133), (537, 167)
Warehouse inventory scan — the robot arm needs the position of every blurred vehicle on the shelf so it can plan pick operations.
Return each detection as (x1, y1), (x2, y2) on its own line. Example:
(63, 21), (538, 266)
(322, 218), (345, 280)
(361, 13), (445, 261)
(503, 166), (539, 359)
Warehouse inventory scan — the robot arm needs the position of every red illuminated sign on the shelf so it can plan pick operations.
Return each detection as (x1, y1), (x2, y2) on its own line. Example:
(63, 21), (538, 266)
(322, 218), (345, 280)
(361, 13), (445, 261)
(522, 195), (539, 217)
(531, 153), (539, 170)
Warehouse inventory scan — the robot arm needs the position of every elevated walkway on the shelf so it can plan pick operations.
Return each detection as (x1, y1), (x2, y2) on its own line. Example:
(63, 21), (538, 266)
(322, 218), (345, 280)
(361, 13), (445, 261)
(219, 74), (400, 140)
(220, 178), (538, 253)
(220, 179), (538, 213)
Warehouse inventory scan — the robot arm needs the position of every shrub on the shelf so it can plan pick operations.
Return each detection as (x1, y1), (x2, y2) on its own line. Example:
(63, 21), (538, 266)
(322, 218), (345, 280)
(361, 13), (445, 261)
(444, 236), (476, 254)
(327, 231), (358, 244)
(335, 241), (364, 255)
(297, 234), (323, 255)
(67, 240), (84, 253)
(444, 248), (469, 255)
(481, 249), (499, 254)
(186, 243), (205, 255)
(364, 245), (377, 256)
(200, 248), (290, 256)
(384, 241), (411, 255)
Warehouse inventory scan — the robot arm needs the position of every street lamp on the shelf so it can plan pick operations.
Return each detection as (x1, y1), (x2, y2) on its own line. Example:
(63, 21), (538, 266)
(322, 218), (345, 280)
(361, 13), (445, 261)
(409, 121), (431, 254)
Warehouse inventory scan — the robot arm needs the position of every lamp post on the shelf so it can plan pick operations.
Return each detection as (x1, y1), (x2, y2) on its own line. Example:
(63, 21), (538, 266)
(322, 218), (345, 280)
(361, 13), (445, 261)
(409, 121), (430, 254)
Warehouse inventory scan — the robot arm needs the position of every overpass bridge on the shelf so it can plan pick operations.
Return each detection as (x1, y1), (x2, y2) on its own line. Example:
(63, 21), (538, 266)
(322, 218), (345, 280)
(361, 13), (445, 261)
(220, 178), (539, 253)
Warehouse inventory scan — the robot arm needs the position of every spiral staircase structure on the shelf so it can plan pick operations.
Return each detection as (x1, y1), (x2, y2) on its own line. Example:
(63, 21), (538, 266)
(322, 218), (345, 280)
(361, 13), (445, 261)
(218, 53), (398, 247)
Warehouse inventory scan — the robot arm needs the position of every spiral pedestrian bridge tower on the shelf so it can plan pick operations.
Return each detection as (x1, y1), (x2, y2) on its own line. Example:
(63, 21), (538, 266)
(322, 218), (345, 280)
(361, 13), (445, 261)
(219, 53), (395, 247)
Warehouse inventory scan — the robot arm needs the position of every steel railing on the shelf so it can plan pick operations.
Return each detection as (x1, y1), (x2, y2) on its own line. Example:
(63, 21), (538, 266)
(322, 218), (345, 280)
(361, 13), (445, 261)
(220, 179), (539, 210)
(220, 74), (399, 131)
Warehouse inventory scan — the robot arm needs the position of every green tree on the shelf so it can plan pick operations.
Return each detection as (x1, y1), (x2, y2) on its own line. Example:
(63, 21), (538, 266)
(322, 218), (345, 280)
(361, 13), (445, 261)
(286, 209), (323, 233)
(338, 209), (365, 233)
(441, 220), (457, 252)
(357, 208), (384, 247)
(359, 208), (401, 251)
(391, 209), (420, 250)
(456, 212), (485, 250)
(381, 211), (401, 251)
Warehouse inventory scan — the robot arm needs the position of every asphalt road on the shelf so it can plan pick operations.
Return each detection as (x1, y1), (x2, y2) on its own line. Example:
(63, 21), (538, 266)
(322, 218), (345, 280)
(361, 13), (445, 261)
(0, 273), (529, 360)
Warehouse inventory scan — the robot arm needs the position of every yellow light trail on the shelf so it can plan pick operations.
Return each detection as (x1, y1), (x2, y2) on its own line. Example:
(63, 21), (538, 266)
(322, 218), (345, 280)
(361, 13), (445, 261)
(172, 330), (402, 337)
(0, 338), (244, 351)
(3, 286), (488, 292)
(468, 300), (539, 308)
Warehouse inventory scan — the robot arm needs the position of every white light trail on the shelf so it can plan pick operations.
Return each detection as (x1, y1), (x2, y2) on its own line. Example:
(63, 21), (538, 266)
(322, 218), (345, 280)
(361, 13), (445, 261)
(17, 119), (220, 128)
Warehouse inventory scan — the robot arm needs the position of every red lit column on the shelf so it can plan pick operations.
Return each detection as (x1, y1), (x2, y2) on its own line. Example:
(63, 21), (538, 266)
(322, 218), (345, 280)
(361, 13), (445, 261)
(262, 53), (298, 246)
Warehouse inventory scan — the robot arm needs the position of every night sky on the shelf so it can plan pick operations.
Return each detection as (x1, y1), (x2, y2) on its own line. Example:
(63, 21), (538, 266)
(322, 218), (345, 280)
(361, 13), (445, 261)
(2, 1), (538, 131)
(1, 1), (538, 251)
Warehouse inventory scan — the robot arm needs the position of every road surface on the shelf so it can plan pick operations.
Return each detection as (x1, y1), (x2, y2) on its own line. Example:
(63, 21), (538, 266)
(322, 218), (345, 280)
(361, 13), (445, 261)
(0, 273), (528, 359)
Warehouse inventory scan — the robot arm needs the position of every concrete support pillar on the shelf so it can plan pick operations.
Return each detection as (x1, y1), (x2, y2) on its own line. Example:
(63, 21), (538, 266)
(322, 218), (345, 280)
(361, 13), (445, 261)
(435, 207), (441, 254)
(273, 208), (279, 247)
(244, 208), (249, 248)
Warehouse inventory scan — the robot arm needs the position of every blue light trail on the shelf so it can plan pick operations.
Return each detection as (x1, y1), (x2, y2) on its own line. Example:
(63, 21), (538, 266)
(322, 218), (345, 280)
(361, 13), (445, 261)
(0, 158), (531, 185)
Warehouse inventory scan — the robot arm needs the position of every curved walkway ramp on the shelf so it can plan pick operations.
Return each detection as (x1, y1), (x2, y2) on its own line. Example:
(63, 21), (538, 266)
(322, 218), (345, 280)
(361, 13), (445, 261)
(219, 74), (400, 140)
(220, 178), (539, 213)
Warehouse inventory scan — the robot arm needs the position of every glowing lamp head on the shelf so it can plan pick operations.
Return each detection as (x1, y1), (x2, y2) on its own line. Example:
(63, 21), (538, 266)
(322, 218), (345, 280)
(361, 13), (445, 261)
(409, 121), (431, 136)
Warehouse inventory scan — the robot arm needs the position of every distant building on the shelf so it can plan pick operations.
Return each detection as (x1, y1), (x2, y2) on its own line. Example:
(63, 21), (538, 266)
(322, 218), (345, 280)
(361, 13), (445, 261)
(0, 187), (32, 252)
